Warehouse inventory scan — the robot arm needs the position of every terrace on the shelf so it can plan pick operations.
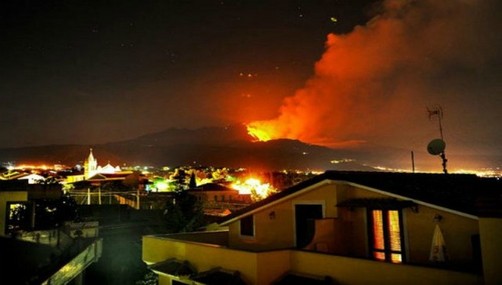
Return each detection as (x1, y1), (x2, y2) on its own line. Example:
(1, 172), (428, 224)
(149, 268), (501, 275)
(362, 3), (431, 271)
(143, 231), (480, 285)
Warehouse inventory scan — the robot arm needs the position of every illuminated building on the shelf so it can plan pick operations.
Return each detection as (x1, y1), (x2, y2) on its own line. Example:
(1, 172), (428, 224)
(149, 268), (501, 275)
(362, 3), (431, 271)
(83, 148), (122, 179)
(84, 148), (98, 179)
(143, 171), (502, 285)
(65, 148), (126, 184)
(187, 182), (251, 216)
(0, 181), (102, 284)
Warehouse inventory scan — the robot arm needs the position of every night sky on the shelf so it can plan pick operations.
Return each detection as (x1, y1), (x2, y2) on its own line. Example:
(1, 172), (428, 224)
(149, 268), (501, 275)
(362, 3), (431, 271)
(1, 0), (500, 168)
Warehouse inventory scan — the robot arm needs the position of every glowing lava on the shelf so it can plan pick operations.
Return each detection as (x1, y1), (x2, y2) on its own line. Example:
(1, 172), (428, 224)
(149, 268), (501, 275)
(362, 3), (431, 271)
(246, 123), (273, 142)
(246, 118), (294, 142)
(244, 0), (500, 157)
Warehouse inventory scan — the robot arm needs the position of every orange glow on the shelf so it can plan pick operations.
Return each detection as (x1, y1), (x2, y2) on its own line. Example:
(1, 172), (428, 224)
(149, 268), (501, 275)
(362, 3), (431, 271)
(388, 210), (403, 263)
(242, 0), (497, 156)
(13, 164), (57, 170)
(246, 124), (273, 142)
(231, 177), (276, 200)
(371, 209), (403, 263)
(372, 210), (385, 259)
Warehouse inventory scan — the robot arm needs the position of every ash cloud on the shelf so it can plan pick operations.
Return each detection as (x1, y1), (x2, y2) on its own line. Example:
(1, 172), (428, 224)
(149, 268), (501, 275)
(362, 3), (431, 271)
(249, 0), (501, 156)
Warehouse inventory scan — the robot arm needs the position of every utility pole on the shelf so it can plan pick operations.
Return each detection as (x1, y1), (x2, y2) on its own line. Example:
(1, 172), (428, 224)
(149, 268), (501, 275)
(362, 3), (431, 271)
(136, 187), (140, 210)
(411, 151), (415, 173)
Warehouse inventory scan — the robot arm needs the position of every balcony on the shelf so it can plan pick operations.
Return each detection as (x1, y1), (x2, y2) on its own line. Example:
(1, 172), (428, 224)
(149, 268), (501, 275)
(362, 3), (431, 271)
(143, 231), (481, 285)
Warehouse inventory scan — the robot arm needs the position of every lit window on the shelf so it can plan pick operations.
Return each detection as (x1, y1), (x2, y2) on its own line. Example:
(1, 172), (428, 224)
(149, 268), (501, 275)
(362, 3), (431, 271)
(6, 202), (31, 235)
(240, 215), (254, 237)
(369, 209), (404, 263)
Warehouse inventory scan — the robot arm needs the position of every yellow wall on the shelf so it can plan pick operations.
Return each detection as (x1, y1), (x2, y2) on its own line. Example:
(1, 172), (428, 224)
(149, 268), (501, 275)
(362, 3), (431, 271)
(336, 184), (480, 265)
(255, 250), (291, 284)
(157, 274), (170, 285)
(227, 181), (480, 267)
(65, 174), (85, 183)
(157, 274), (194, 285)
(144, 234), (480, 285)
(405, 206), (478, 265)
(336, 207), (368, 257)
(144, 179), (486, 284)
(228, 182), (339, 251)
(335, 185), (383, 257)
(143, 235), (259, 285)
(290, 250), (480, 285)
(0, 191), (28, 236)
(478, 217), (502, 285)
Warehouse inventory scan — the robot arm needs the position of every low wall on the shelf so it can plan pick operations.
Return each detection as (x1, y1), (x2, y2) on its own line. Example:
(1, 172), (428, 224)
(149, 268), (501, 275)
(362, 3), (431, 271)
(291, 250), (481, 285)
(143, 234), (482, 285)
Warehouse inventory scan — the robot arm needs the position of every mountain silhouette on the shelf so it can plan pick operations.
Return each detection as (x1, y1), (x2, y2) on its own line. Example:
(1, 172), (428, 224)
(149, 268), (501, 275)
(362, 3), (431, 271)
(2, 124), (497, 173)
(0, 125), (377, 171)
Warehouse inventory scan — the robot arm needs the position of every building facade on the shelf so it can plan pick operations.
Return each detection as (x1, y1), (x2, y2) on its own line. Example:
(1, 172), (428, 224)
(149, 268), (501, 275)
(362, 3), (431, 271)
(143, 171), (502, 285)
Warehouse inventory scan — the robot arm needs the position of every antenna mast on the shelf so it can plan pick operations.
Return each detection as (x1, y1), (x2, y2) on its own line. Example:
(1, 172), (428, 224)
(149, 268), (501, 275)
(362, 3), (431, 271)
(427, 105), (448, 174)
(427, 105), (444, 140)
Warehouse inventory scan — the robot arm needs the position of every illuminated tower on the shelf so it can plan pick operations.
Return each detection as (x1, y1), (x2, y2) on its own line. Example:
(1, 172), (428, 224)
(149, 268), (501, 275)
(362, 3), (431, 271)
(84, 148), (98, 179)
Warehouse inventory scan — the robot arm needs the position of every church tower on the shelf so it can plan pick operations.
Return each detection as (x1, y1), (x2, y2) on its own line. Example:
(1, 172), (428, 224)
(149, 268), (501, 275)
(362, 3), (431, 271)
(84, 148), (98, 179)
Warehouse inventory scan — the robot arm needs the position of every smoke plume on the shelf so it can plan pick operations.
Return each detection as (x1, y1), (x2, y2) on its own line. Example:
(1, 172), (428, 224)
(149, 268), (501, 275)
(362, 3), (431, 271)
(248, 0), (501, 155)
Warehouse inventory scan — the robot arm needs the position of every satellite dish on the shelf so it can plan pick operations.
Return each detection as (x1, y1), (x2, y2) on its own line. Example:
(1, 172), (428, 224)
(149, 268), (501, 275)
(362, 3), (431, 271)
(427, 138), (446, 155)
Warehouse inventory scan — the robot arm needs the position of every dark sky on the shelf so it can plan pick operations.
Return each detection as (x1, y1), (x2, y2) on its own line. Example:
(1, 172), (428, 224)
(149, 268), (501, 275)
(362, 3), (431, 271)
(1, 0), (501, 169)
(1, 0), (373, 147)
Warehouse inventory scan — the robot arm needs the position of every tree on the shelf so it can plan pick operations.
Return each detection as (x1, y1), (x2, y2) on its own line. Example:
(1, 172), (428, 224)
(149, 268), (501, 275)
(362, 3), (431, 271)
(189, 171), (197, 189)
(164, 191), (205, 233)
(122, 171), (142, 190)
(171, 168), (187, 191)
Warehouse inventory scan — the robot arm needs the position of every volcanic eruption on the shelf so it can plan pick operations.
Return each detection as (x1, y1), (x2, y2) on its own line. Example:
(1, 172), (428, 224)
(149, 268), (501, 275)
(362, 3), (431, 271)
(246, 0), (500, 156)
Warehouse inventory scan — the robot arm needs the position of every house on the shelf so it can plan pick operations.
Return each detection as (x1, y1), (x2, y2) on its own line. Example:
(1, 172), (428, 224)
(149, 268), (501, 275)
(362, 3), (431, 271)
(0, 182), (29, 236)
(0, 180), (64, 234)
(0, 183), (102, 284)
(142, 171), (502, 285)
(17, 173), (46, 184)
(0, 171), (46, 184)
(0, 170), (29, 181)
(188, 182), (243, 204)
(0, 235), (102, 284)
(187, 183), (251, 216)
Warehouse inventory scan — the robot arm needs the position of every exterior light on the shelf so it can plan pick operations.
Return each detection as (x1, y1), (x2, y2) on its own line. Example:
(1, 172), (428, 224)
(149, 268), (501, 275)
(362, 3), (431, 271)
(269, 211), (276, 220)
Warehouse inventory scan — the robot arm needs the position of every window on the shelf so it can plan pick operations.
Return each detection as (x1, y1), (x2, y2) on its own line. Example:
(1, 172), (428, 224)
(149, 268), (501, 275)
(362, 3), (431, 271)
(6, 201), (32, 235)
(240, 215), (254, 237)
(368, 209), (404, 263)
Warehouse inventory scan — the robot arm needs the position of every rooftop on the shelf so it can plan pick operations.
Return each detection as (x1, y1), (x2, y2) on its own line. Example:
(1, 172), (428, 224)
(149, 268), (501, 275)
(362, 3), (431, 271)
(219, 171), (502, 224)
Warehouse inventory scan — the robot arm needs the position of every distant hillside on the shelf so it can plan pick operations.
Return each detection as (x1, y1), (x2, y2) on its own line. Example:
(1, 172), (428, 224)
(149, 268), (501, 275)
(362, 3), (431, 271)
(102, 124), (378, 171)
(0, 125), (499, 173)
(0, 125), (375, 171)
(118, 125), (252, 146)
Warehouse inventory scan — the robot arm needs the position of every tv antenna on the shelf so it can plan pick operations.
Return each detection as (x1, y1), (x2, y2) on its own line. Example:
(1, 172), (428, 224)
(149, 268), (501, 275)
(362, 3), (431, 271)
(427, 105), (444, 140)
(426, 105), (448, 174)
